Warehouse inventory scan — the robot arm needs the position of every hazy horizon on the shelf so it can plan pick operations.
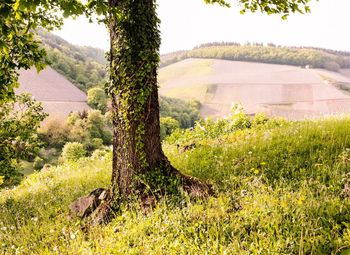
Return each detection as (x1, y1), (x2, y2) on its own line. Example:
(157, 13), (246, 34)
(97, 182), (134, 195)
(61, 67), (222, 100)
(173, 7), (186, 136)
(53, 0), (350, 54)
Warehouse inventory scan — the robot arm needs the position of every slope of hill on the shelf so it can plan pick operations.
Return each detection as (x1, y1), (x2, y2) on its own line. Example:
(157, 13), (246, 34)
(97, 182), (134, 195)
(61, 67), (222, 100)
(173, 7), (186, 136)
(38, 31), (107, 91)
(1, 116), (350, 254)
(17, 67), (90, 118)
(160, 43), (350, 70)
(159, 58), (350, 119)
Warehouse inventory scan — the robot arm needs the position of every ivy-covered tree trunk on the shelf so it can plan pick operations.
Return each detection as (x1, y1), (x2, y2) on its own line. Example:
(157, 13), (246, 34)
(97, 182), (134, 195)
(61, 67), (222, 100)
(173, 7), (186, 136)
(107, 0), (208, 199)
(108, 0), (173, 198)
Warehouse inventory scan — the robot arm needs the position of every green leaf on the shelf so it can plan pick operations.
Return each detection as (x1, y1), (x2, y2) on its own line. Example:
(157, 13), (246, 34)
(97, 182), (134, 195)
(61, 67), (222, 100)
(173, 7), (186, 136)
(341, 249), (350, 255)
(3, 44), (10, 55)
(13, 0), (20, 11)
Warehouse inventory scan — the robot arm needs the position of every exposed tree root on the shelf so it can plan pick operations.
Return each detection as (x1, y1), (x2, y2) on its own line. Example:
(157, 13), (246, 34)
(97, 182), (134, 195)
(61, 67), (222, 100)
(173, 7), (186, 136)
(170, 169), (213, 198)
(70, 162), (213, 227)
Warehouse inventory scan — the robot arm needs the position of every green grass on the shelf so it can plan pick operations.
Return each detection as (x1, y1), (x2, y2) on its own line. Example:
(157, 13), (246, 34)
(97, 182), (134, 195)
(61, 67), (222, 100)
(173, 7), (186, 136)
(1, 116), (350, 254)
(20, 161), (35, 176)
(159, 58), (213, 85)
(164, 83), (213, 102)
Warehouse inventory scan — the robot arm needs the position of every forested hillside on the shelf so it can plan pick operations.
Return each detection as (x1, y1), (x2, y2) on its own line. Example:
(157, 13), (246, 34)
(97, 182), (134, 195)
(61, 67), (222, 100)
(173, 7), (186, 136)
(160, 42), (350, 71)
(37, 31), (107, 91)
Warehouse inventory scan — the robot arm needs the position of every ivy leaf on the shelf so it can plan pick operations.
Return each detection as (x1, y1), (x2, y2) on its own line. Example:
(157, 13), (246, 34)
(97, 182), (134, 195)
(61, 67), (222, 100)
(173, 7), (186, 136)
(13, 0), (20, 11)
(3, 44), (10, 56)
(281, 14), (288, 20)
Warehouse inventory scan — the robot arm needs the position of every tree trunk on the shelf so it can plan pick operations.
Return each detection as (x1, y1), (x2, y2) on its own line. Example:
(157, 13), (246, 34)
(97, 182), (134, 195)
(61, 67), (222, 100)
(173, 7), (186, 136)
(107, 0), (210, 200)
(107, 0), (168, 198)
(70, 0), (211, 227)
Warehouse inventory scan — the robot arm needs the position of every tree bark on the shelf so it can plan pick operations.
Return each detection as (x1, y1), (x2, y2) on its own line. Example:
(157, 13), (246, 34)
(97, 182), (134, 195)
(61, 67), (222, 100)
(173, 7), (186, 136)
(108, 0), (167, 198)
(107, 0), (210, 200)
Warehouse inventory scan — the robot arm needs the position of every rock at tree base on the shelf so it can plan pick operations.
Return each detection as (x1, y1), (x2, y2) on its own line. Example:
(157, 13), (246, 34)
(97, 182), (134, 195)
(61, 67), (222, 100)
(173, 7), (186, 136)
(69, 188), (111, 221)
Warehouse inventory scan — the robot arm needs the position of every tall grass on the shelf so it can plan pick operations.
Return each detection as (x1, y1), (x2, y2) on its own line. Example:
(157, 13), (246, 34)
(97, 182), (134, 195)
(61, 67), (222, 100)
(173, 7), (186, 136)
(1, 116), (350, 254)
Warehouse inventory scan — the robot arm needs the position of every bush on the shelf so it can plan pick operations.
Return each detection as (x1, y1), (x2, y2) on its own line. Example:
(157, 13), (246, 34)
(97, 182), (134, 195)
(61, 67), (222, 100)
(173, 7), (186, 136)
(61, 142), (86, 162)
(0, 94), (47, 186)
(159, 97), (201, 129)
(89, 138), (104, 151)
(39, 117), (70, 148)
(87, 87), (108, 113)
(33, 157), (45, 170)
(160, 117), (180, 140)
(166, 105), (287, 146)
(90, 148), (111, 160)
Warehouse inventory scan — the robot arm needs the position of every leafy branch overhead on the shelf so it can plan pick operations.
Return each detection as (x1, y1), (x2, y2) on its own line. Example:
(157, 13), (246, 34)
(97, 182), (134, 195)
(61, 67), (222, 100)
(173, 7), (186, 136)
(0, 0), (313, 102)
(205, 0), (312, 16)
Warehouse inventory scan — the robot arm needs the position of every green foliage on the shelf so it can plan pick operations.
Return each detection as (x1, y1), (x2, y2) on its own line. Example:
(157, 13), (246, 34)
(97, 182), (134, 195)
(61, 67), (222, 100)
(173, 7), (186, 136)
(39, 117), (70, 148)
(90, 138), (104, 151)
(32, 157), (44, 170)
(160, 117), (180, 141)
(1, 116), (350, 253)
(205, 0), (313, 15)
(60, 142), (86, 162)
(85, 110), (113, 146)
(161, 43), (350, 70)
(40, 110), (112, 150)
(87, 87), (108, 113)
(0, 94), (47, 186)
(40, 31), (107, 91)
(0, 0), (84, 101)
(159, 97), (201, 129)
(167, 104), (255, 144)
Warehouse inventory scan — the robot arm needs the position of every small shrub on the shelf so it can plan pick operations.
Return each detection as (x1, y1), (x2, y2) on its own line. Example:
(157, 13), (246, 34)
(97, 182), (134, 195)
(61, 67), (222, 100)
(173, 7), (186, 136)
(252, 112), (269, 126)
(91, 148), (111, 160)
(61, 142), (86, 162)
(87, 87), (108, 113)
(160, 117), (180, 140)
(39, 117), (70, 148)
(89, 138), (104, 151)
(33, 157), (45, 170)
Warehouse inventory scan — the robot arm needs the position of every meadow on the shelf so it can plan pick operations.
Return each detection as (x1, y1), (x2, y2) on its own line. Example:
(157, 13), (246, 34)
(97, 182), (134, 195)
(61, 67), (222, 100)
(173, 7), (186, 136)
(1, 113), (350, 254)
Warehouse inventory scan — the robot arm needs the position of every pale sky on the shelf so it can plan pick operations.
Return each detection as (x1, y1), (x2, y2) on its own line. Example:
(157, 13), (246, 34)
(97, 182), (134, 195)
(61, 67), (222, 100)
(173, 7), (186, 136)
(53, 0), (350, 54)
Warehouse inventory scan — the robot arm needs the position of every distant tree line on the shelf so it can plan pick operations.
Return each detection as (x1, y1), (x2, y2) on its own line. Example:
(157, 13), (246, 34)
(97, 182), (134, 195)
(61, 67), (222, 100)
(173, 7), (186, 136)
(160, 42), (350, 71)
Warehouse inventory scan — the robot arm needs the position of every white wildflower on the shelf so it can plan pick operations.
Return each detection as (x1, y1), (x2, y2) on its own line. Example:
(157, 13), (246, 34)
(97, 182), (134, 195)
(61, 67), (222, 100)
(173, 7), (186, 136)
(70, 232), (76, 240)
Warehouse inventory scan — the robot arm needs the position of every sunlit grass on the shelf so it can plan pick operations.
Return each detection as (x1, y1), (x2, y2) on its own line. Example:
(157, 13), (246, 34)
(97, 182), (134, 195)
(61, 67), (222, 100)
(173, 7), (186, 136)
(158, 58), (213, 85)
(1, 116), (350, 254)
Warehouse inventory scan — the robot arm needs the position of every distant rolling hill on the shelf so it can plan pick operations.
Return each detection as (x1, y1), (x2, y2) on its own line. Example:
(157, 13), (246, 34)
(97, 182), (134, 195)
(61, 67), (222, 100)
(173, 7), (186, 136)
(159, 58), (350, 119)
(17, 32), (350, 120)
(17, 67), (90, 118)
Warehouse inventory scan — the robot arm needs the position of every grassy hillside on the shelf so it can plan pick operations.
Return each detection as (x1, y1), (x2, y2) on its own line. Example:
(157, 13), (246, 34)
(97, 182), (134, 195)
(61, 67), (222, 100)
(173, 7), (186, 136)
(1, 115), (350, 254)
(160, 42), (350, 71)
(159, 58), (350, 119)
(38, 31), (107, 91)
